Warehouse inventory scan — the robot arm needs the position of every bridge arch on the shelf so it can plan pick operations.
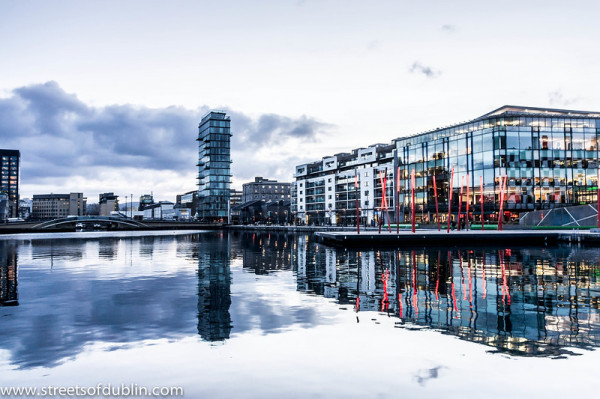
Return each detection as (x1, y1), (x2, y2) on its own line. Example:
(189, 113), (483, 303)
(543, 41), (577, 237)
(32, 216), (149, 230)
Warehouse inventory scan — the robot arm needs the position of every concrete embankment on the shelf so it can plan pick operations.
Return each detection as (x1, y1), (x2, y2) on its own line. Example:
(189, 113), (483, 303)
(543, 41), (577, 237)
(315, 229), (600, 247)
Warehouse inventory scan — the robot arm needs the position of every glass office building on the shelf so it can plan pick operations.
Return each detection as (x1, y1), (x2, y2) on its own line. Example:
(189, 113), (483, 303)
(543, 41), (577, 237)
(197, 111), (232, 222)
(0, 149), (20, 218)
(293, 106), (600, 225)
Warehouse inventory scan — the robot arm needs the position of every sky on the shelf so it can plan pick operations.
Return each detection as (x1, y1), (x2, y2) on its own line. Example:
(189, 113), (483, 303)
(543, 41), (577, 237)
(1, 0), (599, 202)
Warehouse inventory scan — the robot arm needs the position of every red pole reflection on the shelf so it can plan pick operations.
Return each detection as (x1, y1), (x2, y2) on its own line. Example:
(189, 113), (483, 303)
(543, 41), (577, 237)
(447, 168), (454, 233)
(449, 250), (458, 313)
(482, 251), (487, 300)
(435, 251), (440, 301)
(466, 173), (470, 230)
(412, 250), (418, 315)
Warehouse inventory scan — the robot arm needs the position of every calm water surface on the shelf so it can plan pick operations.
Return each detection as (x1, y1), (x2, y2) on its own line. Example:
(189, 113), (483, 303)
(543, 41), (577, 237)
(1, 230), (599, 398)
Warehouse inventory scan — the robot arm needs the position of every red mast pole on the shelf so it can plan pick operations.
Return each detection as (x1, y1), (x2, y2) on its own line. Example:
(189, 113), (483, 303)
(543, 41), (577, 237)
(433, 173), (440, 231)
(355, 171), (360, 234)
(480, 175), (484, 231)
(411, 169), (416, 233)
(458, 175), (464, 231)
(447, 168), (454, 233)
(396, 167), (400, 234)
(498, 175), (505, 231)
(466, 174), (470, 230)
(378, 171), (383, 234)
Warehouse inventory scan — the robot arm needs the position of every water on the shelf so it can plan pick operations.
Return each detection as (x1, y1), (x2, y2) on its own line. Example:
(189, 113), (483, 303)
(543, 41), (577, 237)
(1, 230), (599, 398)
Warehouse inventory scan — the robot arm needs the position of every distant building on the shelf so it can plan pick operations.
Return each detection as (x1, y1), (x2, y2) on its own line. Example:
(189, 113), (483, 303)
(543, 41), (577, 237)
(197, 111), (231, 222)
(175, 191), (198, 220)
(99, 192), (118, 216)
(230, 189), (242, 207)
(229, 189), (243, 224)
(138, 194), (154, 211)
(32, 193), (86, 220)
(234, 199), (291, 225)
(143, 201), (174, 220)
(242, 177), (290, 203)
(0, 194), (11, 222)
(18, 198), (31, 220)
(0, 149), (20, 218)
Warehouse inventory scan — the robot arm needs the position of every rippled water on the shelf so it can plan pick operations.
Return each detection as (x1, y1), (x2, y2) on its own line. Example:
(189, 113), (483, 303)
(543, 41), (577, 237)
(1, 230), (599, 398)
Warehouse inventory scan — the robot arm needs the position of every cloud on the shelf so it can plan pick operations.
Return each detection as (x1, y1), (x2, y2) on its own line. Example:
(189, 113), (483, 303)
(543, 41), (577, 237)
(548, 90), (580, 107)
(0, 81), (331, 199)
(441, 24), (456, 33)
(366, 39), (380, 51)
(409, 62), (441, 79)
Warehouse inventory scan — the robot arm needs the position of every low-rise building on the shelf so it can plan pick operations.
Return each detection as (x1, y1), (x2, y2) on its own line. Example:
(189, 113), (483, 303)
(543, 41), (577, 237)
(242, 177), (291, 203)
(99, 193), (118, 216)
(32, 193), (86, 220)
(138, 194), (154, 211)
(143, 201), (174, 220)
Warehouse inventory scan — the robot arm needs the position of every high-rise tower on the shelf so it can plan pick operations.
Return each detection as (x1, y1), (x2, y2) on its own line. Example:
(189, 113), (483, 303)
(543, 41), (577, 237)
(197, 111), (231, 222)
(0, 149), (20, 218)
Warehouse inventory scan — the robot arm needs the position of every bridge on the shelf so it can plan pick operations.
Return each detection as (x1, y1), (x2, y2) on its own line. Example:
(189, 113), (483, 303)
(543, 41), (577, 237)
(32, 216), (149, 230)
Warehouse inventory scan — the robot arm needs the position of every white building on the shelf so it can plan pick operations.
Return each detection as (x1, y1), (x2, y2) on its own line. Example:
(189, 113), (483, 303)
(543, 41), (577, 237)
(293, 143), (396, 226)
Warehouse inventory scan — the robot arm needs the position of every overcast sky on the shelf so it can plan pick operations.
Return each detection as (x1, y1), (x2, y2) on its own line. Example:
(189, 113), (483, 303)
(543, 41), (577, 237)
(1, 0), (599, 201)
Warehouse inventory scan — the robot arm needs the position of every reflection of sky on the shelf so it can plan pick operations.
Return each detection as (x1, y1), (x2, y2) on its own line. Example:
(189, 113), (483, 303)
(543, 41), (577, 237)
(0, 231), (337, 369)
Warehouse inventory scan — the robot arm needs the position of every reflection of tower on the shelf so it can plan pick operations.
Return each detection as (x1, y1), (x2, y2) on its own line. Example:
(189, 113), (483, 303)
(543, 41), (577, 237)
(0, 241), (18, 306)
(197, 233), (232, 341)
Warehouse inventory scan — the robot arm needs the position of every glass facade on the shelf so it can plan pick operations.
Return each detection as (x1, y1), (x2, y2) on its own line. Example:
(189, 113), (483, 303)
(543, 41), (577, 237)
(197, 112), (232, 221)
(293, 106), (600, 225)
(0, 149), (20, 218)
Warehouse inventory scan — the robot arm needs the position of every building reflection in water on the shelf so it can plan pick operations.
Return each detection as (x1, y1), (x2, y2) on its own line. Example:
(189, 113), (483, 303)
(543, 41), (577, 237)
(0, 241), (17, 306)
(292, 237), (600, 357)
(197, 232), (232, 342)
(238, 231), (294, 275)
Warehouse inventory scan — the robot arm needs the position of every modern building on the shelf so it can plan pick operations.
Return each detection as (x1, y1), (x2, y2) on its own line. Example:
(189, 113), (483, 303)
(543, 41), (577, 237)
(0, 194), (11, 222)
(175, 190), (198, 220)
(18, 198), (31, 220)
(230, 189), (242, 207)
(197, 111), (232, 222)
(0, 149), (20, 218)
(32, 193), (86, 220)
(138, 194), (154, 211)
(242, 177), (291, 203)
(293, 106), (600, 225)
(142, 201), (174, 220)
(99, 192), (118, 216)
